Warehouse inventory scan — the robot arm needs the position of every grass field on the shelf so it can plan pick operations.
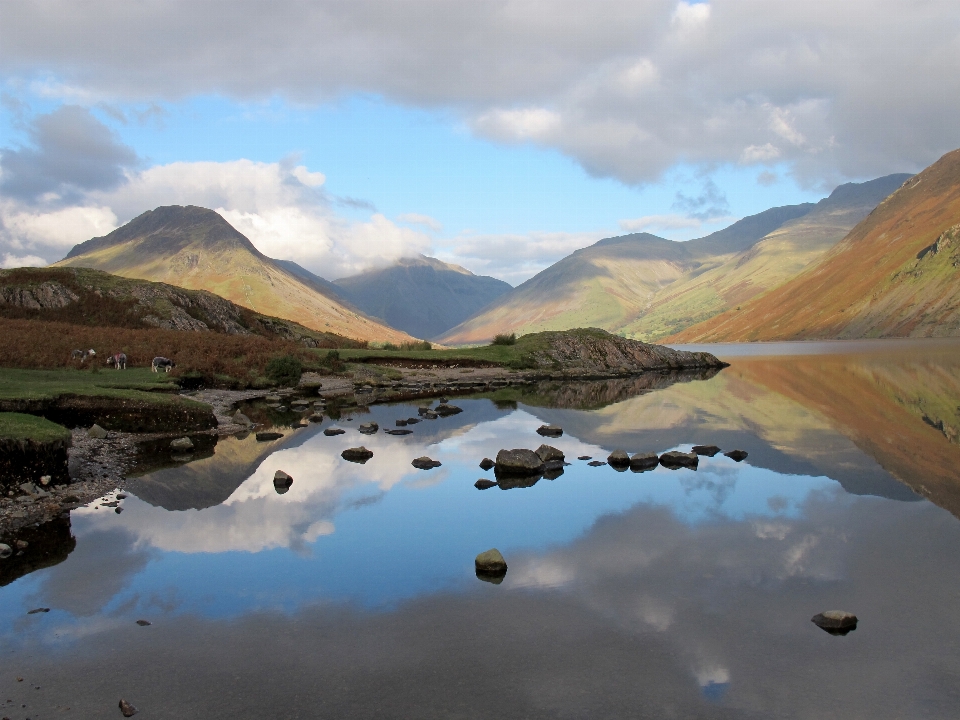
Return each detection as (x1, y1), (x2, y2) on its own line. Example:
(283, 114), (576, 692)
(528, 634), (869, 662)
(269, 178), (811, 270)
(0, 412), (72, 443)
(0, 367), (181, 403)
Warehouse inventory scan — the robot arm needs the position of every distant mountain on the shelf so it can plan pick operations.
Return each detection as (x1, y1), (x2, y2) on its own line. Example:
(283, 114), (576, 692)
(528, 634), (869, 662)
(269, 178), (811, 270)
(670, 151), (960, 341)
(56, 206), (415, 343)
(333, 255), (512, 340)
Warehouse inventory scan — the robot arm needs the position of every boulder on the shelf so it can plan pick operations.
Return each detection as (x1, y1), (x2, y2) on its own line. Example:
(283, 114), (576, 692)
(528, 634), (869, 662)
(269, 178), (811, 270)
(119, 698), (139, 717)
(170, 437), (195, 451)
(536, 424), (563, 437)
(406, 418), (421, 425)
(479, 458), (495, 471)
(342, 446), (374, 463)
(811, 610), (858, 635)
(233, 411), (253, 426)
(475, 548), (508, 574)
(88, 424), (108, 439)
(273, 470), (293, 489)
(629, 452), (659, 471)
(495, 449), (545, 475)
(323, 428), (345, 436)
(412, 456), (442, 470)
(417, 406), (432, 416)
(607, 449), (630, 466)
(724, 449), (749, 462)
(535, 445), (565, 463)
(692, 445), (721, 457)
(385, 429), (413, 436)
(435, 404), (463, 417)
(475, 479), (498, 490)
(358, 422), (379, 435)
(660, 451), (699, 469)
(395, 419), (408, 426)
(256, 431), (284, 442)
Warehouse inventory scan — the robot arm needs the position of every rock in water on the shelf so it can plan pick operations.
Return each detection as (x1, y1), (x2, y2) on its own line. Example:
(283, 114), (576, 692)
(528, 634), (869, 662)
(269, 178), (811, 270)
(341, 446), (373, 463)
(273, 470), (293, 491)
(692, 445), (721, 457)
(358, 422), (379, 435)
(119, 698), (139, 716)
(27, 607), (50, 614)
(536, 445), (565, 463)
(136, 619), (152, 626)
(495, 449), (545, 475)
(578, 455), (592, 461)
(659, 451), (699, 469)
(395, 419), (408, 426)
(479, 458), (495, 471)
(475, 548), (508, 576)
(629, 452), (659, 471)
(323, 427), (345, 436)
(88, 424), (108, 439)
(725, 449), (749, 462)
(475, 479), (498, 490)
(412, 456), (442, 470)
(811, 610), (858, 635)
(537, 424), (563, 437)
(385, 429), (413, 436)
(256, 431), (284, 442)
(0, 543), (12, 559)
(170, 437), (194, 451)
(587, 460), (606, 467)
(308, 414), (324, 423)
(607, 449), (630, 467)
(435, 404), (463, 417)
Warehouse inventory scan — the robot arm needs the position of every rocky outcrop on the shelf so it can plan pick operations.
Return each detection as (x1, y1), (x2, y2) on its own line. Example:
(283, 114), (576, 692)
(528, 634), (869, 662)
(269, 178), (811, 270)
(0, 282), (79, 310)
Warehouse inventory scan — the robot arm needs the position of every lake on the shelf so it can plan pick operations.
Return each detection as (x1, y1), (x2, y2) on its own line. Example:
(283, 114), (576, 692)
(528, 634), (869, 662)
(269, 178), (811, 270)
(2, 339), (960, 718)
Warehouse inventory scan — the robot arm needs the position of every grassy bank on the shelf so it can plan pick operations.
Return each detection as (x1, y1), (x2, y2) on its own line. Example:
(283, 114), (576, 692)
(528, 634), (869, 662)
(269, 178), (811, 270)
(0, 412), (72, 443)
(331, 332), (556, 368)
(0, 367), (180, 403)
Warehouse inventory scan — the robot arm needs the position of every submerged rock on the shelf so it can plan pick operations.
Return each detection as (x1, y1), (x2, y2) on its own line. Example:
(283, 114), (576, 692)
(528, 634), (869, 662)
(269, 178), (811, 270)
(495, 448), (545, 475)
(323, 427), (345, 436)
(629, 452), (659, 471)
(725, 449), (749, 462)
(406, 417), (421, 425)
(587, 460), (606, 467)
(479, 458), (495, 471)
(412, 456), (442, 470)
(395, 419), (408, 426)
(475, 479), (498, 490)
(342, 446), (374, 463)
(119, 698), (139, 717)
(537, 424), (563, 437)
(812, 610), (858, 635)
(170, 437), (195, 451)
(692, 445), (721, 457)
(256, 432), (284, 442)
(385, 428), (413, 436)
(475, 548), (508, 575)
(607, 449), (630, 467)
(660, 451), (699, 469)
(88, 424), (108, 439)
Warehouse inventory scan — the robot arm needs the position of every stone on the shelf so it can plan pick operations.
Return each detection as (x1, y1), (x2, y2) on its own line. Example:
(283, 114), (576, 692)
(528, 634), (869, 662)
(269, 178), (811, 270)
(0, 543), (11, 559)
(266, 394), (281, 402)
(291, 421), (307, 428)
(273, 470), (293, 489)
(439, 397), (449, 403)
(170, 437), (195, 451)
(119, 698), (139, 717)
(20, 482), (38, 495)
(308, 414), (324, 423)
(233, 411), (253, 426)
(323, 428), (345, 436)
(660, 451), (699, 469)
(406, 418), (420, 425)
(291, 399), (310, 406)
(724, 449), (749, 462)
(811, 610), (858, 635)
(276, 406), (288, 413)
(39, 475), (52, 486)
(15, 540), (28, 550)
(117, 493), (127, 499)
(435, 404), (463, 417)
(341, 446), (373, 463)
(417, 406), (432, 416)
(629, 452), (659, 471)
(385, 429), (413, 436)
(535, 445), (565, 463)
(479, 458), (495, 471)
(136, 619), (152, 626)
(536, 424), (563, 437)
(607, 449), (630, 466)
(495, 448), (545, 475)
(358, 422), (379, 435)
(115, 507), (123, 514)
(475, 548), (508, 574)
(423, 411), (438, 420)
(475, 479), (498, 490)
(588, 461), (606, 467)
(412, 456), (442, 470)
(578, 455), (592, 461)
(692, 445), (721, 457)
(27, 607), (50, 614)
(256, 432), (284, 442)
(395, 419), (408, 426)
(88, 424), (108, 439)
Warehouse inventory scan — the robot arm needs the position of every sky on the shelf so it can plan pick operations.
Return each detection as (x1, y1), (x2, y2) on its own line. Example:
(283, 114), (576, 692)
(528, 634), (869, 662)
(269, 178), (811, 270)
(1, 1), (959, 285)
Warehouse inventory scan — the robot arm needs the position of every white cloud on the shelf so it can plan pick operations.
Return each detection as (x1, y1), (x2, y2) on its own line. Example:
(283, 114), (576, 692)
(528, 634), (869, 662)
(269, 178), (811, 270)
(740, 143), (780, 164)
(397, 213), (442, 232)
(2, 252), (47, 268)
(619, 214), (703, 233)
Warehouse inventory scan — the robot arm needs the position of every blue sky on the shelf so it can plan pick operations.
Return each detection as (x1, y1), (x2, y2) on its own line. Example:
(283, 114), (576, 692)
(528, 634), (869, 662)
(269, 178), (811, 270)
(2, 1), (958, 283)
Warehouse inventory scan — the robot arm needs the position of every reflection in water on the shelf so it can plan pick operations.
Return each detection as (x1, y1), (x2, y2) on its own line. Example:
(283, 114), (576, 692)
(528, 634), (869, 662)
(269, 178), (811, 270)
(2, 341), (960, 717)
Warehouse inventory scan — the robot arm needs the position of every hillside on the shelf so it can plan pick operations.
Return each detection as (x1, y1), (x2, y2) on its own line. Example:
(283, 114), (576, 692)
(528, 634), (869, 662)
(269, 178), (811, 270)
(670, 150), (960, 341)
(333, 255), (512, 339)
(56, 206), (415, 344)
(438, 194), (871, 345)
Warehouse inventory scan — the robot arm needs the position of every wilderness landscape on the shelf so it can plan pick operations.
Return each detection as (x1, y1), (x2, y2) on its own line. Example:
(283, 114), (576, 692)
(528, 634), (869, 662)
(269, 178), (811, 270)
(2, 1), (960, 718)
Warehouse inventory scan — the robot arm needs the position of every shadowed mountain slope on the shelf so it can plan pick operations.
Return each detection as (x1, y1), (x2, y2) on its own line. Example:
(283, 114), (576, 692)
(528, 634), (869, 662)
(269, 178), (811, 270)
(670, 151), (960, 341)
(56, 206), (415, 343)
(333, 255), (512, 339)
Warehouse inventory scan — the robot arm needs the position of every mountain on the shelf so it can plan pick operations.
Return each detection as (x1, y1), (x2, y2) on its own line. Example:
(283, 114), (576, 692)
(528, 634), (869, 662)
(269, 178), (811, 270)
(332, 255), (512, 339)
(438, 176), (906, 345)
(670, 151), (960, 341)
(55, 206), (415, 343)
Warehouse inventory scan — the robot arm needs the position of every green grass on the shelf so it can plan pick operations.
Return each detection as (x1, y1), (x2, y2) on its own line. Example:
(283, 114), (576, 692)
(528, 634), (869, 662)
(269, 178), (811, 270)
(328, 333), (554, 368)
(0, 412), (72, 443)
(0, 367), (192, 407)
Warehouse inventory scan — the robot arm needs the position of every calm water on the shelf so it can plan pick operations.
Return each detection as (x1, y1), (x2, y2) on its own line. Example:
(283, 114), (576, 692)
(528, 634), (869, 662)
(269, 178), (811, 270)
(2, 341), (960, 718)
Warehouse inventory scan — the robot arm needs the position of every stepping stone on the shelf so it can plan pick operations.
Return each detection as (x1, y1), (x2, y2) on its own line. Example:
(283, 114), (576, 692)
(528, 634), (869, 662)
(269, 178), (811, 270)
(323, 428), (345, 436)
(341, 446), (373, 463)
(629, 452), (659, 470)
(385, 429), (413, 436)
(412, 456), (442, 470)
(607, 449), (629, 466)
(578, 455), (592, 461)
(588, 461), (606, 467)
(812, 610), (858, 635)
(537, 424), (563, 437)
(659, 451), (699, 469)
(692, 445), (721, 456)
(724, 449), (749, 462)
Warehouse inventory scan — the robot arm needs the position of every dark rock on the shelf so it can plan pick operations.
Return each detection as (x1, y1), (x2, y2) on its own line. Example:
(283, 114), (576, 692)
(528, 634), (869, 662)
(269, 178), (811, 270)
(607, 449), (630, 467)
(724, 449), (749, 462)
(475, 479), (498, 490)
(660, 451), (699, 469)
(406, 418), (421, 424)
(27, 607), (50, 614)
(439, 397), (449, 403)
(495, 448), (545, 475)
(117, 493), (127, 499)
(358, 422), (379, 435)
(136, 619), (151, 626)
(479, 458), (495, 471)
(475, 548), (507, 573)
(417, 406), (432, 416)
(307, 414), (324, 423)
(342, 446), (373, 463)
(119, 698), (139, 717)
(812, 610), (858, 635)
(115, 507), (123, 514)
(385, 429), (413, 436)
(412, 456), (442, 470)
(0, 543), (12, 559)
(587, 461), (606, 467)
(323, 428), (345, 436)
(692, 445), (721, 457)
(542, 464), (565, 480)
(629, 452), (659, 470)
(423, 411), (438, 420)
(273, 470), (293, 489)
(291, 421), (307, 428)
(536, 424), (563, 437)
(395, 419), (408, 426)
(435, 404), (463, 417)
(15, 540), (29, 549)
(276, 406), (288, 412)
(256, 432), (284, 442)
(535, 444), (564, 463)
(578, 455), (592, 461)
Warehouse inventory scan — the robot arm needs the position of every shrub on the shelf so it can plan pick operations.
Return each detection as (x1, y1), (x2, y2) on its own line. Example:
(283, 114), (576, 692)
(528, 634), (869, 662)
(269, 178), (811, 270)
(491, 333), (517, 346)
(320, 350), (345, 373)
(265, 355), (303, 386)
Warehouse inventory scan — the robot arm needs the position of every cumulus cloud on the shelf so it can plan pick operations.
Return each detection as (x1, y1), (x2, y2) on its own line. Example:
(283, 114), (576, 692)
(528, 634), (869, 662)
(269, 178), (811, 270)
(619, 214), (702, 234)
(397, 213), (443, 232)
(3, 0), (956, 186)
(672, 178), (730, 221)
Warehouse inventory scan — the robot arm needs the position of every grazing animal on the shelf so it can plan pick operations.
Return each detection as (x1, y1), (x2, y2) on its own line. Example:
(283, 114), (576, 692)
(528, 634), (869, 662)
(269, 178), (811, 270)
(71, 349), (96, 363)
(106, 352), (127, 370)
(152, 357), (175, 373)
